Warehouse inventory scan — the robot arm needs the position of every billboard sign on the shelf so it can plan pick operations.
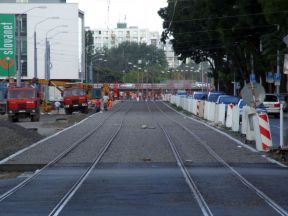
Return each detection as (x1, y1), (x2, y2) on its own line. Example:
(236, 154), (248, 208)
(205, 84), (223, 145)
(0, 14), (16, 77)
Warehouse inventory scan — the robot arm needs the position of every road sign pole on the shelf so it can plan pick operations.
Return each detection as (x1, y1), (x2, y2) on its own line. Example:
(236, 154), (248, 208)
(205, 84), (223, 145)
(280, 104), (284, 148)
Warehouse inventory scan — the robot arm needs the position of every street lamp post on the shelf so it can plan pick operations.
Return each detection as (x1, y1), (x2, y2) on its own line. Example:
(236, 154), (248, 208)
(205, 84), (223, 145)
(34, 16), (59, 79)
(45, 25), (68, 80)
(44, 25), (68, 100)
(16, 6), (47, 87)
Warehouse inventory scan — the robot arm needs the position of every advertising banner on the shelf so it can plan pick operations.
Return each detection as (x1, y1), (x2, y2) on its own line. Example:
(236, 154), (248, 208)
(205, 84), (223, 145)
(0, 14), (16, 77)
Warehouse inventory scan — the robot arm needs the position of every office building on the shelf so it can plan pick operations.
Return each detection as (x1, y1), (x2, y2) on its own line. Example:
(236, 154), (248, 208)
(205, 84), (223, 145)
(0, 2), (85, 81)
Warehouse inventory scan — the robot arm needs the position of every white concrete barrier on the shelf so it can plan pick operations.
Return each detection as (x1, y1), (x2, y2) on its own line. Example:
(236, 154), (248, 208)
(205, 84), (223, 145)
(218, 104), (226, 126)
(184, 98), (189, 111)
(176, 96), (181, 107)
(241, 106), (249, 135)
(180, 97), (185, 108)
(232, 106), (240, 132)
(188, 99), (193, 113)
(192, 100), (197, 115)
(204, 101), (209, 120)
(246, 110), (256, 142)
(225, 104), (234, 128)
(208, 102), (216, 122)
(214, 105), (219, 124)
(198, 101), (204, 118)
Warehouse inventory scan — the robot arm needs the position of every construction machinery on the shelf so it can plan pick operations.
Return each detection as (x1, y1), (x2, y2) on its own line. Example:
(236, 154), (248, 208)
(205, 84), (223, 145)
(29, 79), (93, 115)
(6, 84), (40, 122)
(63, 83), (89, 114)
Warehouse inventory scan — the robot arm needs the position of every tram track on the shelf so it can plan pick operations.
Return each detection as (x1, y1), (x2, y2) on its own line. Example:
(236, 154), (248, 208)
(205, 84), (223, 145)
(0, 102), (129, 202)
(146, 101), (213, 216)
(48, 103), (133, 216)
(153, 101), (288, 216)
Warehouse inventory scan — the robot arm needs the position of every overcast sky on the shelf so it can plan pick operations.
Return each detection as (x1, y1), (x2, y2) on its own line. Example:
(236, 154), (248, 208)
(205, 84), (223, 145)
(67, 0), (167, 32)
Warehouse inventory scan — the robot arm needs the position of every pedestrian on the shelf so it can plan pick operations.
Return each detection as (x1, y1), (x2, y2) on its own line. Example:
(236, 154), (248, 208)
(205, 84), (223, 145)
(95, 99), (101, 113)
(54, 101), (61, 114)
(102, 93), (109, 111)
(108, 98), (113, 109)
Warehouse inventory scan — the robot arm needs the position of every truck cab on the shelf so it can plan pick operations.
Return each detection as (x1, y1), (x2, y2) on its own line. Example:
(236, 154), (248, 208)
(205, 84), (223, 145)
(7, 86), (40, 122)
(63, 87), (88, 114)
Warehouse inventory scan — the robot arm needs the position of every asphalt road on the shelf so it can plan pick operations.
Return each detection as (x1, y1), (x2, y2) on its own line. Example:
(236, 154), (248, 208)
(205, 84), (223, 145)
(269, 112), (288, 147)
(0, 101), (287, 216)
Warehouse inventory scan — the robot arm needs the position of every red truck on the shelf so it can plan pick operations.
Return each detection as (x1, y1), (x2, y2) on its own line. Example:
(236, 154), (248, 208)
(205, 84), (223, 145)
(7, 85), (40, 122)
(63, 87), (88, 115)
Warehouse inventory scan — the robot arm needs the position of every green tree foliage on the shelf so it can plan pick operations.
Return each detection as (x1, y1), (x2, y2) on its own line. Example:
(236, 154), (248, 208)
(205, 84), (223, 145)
(90, 42), (168, 83)
(85, 30), (94, 65)
(159, 0), (288, 92)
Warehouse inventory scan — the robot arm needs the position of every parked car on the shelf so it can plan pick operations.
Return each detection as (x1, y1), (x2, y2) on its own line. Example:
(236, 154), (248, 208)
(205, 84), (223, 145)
(237, 99), (267, 116)
(278, 94), (288, 112)
(192, 91), (207, 100)
(216, 95), (240, 105)
(263, 94), (280, 117)
(207, 91), (226, 102)
(176, 90), (187, 97)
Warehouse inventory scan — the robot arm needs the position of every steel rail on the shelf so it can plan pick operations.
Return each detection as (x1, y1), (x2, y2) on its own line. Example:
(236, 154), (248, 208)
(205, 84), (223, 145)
(48, 103), (133, 216)
(159, 123), (213, 216)
(0, 102), (127, 202)
(155, 102), (288, 216)
(146, 101), (212, 216)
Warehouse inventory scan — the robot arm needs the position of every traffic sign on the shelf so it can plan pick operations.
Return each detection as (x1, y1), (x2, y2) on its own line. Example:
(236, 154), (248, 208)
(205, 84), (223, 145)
(240, 83), (265, 107)
(250, 73), (256, 83)
(266, 72), (274, 83)
(274, 72), (281, 86)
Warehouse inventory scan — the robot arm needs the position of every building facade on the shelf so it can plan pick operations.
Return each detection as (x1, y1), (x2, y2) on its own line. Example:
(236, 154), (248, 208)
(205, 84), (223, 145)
(91, 23), (161, 51)
(162, 40), (181, 69)
(0, 2), (85, 81)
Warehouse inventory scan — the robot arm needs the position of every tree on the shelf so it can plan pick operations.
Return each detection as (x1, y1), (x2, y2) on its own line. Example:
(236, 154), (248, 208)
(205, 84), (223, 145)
(90, 42), (169, 83)
(158, 0), (288, 93)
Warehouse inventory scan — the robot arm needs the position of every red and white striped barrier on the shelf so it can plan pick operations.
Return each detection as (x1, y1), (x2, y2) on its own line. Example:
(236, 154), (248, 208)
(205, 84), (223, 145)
(253, 113), (273, 152)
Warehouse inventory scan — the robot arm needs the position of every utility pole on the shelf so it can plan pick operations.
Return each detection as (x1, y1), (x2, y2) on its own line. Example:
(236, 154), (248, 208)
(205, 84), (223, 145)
(89, 62), (93, 83)
(276, 49), (280, 94)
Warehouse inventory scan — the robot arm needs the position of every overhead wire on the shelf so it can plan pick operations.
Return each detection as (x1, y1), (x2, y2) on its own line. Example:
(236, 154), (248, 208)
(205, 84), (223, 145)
(168, 0), (178, 30)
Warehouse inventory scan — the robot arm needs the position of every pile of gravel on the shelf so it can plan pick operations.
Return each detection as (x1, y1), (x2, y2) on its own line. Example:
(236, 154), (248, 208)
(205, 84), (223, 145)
(0, 120), (43, 160)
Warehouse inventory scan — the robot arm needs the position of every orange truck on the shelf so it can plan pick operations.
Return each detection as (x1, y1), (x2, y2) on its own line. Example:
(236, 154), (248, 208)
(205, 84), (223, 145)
(63, 86), (88, 115)
(6, 85), (40, 122)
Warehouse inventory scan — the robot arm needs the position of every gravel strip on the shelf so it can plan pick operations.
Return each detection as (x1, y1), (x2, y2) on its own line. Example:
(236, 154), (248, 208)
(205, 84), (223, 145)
(0, 120), (43, 161)
(101, 101), (176, 163)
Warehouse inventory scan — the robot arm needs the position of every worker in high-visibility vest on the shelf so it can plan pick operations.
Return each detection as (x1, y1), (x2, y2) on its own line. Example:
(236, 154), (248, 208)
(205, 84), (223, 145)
(108, 98), (113, 109)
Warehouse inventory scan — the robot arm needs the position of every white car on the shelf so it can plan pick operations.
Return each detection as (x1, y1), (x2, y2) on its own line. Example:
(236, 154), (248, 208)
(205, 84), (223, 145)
(263, 94), (280, 117)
